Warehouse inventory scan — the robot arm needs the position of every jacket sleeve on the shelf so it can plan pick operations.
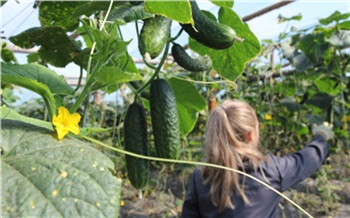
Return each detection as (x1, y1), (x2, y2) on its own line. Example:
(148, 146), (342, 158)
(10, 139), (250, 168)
(271, 134), (329, 192)
(181, 169), (201, 217)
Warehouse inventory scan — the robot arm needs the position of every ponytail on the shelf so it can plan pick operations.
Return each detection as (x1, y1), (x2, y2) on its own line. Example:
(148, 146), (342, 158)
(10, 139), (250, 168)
(201, 99), (266, 211)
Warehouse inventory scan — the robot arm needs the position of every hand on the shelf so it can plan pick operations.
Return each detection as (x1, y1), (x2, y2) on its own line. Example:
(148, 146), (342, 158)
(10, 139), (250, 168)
(312, 122), (334, 140)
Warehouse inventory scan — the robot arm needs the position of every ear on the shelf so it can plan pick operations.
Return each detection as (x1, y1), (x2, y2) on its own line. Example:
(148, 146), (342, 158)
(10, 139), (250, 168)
(247, 131), (253, 141)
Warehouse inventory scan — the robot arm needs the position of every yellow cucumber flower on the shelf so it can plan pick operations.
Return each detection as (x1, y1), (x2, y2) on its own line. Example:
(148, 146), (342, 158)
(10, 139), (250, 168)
(265, 114), (272, 121)
(52, 106), (81, 140)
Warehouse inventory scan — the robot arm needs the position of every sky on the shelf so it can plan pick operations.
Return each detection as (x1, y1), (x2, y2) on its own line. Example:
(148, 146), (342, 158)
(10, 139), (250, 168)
(1, 0), (350, 104)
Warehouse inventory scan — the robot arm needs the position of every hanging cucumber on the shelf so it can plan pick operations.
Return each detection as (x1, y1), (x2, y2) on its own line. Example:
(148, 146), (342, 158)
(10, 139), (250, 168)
(171, 42), (212, 72)
(150, 78), (181, 159)
(180, 0), (237, 50)
(124, 102), (150, 189)
(139, 15), (172, 59)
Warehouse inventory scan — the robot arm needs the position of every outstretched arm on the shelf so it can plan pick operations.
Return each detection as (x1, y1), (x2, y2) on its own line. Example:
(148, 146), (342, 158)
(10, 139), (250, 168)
(272, 133), (330, 191)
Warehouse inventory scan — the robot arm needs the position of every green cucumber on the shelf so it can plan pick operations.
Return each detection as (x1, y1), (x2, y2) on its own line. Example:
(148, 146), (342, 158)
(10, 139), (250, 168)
(150, 78), (181, 159)
(124, 102), (150, 189)
(139, 15), (172, 59)
(180, 1), (237, 50)
(171, 42), (212, 72)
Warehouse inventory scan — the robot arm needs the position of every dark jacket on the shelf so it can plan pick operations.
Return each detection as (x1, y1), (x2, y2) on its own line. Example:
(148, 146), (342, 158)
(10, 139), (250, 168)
(181, 134), (329, 218)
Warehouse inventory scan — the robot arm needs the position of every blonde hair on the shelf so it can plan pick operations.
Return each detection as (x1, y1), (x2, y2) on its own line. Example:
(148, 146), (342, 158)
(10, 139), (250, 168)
(201, 99), (266, 212)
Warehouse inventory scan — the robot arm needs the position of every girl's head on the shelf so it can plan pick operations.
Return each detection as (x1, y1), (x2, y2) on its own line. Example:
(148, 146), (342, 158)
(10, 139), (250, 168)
(202, 99), (266, 211)
(205, 99), (260, 154)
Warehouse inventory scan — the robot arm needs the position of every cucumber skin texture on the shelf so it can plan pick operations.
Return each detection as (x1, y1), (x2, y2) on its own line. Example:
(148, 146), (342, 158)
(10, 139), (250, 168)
(171, 42), (212, 72)
(124, 102), (150, 189)
(139, 15), (172, 59)
(180, 1), (236, 50)
(150, 79), (181, 159)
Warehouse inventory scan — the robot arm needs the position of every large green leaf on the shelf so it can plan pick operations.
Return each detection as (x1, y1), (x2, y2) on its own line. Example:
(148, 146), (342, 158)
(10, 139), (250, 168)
(280, 97), (301, 114)
(70, 1), (117, 20)
(92, 66), (143, 91)
(9, 27), (80, 67)
(338, 20), (350, 30)
(84, 22), (130, 64)
(1, 105), (53, 130)
(210, 0), (234, 8)
(1, 0), (8, 7)
(327, 30), (350, 48)
(1, 65), (57, 117)
(168, 77), (206, 136)
(105, 54), (141, 94)
(1, 120), (121, 218)
(305, 93), (333, 110)
(1, 62), (73, 95)
(189, 7), (261, 81)
(1, 42), (16, 62)
(319, 11), (350, 25)
(144, 0), (193, 24)
(108, 4), (154, 23)
(278, 13), (302, 23)
(296, 123), (309, 136)
(39, 1), (84, 32)
(298, 33), (330, 64)
(292, 52), (314, 72)
(314, 78), (343, 95)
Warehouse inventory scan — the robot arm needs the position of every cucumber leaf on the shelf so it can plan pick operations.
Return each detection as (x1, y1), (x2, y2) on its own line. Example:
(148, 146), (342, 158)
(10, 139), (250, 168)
(1, 0), (8, 7)
(1, 119), (121, 217)
(297, 123), (310, 135)
(39, 1), (84, 32)
(1, 69), (57, 117)
(305, 93), (333, 110)
(105, 54), (141, 94)
(27, 52), (41, 63)
(86, 22), (130, 63)
(315, 78), (343, 95)
(108, 4), (154, 23)
(319, 11), (350, 25)
(298, 33), (330, 64)
(1, 62), (73, 95)
(338, 20), (350, 30)
(189, 7), (261, 81)
(70, 1), (118, 20)
(1, 105), (54, 130)
(210, 0), (234, 8)
(168, 77), (206, 136)
(280, 97), (301, 114)
(9, 27), (80, 67)
(144, 0), (193, 24)
(327, 30), (350, 48)
(1, 42), (16, 62)
(92, 65), (143, 92)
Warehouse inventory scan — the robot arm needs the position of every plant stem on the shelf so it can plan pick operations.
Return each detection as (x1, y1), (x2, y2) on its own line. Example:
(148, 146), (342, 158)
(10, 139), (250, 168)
(70, 0), (114, 113)
(74, 66), (84, 93)
(170, 28), (183, 42)
(137, 39), (171, 94)
(334, 50), (350, 155)
(43, 95), (55, 120)
(127, 82), (141, 102)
